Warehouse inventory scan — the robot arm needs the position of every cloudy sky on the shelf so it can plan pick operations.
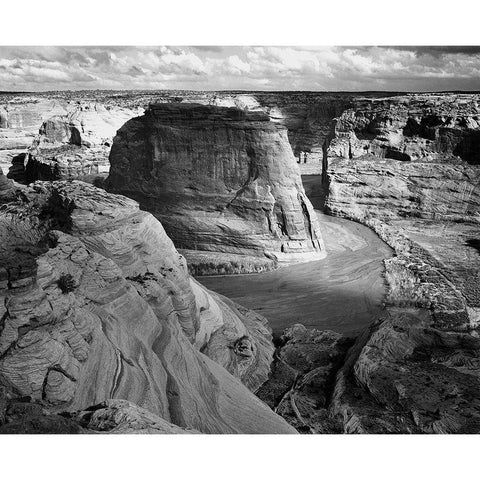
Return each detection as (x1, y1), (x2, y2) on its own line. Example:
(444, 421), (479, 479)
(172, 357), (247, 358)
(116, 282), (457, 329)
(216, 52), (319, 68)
(1, 46), (480, 92)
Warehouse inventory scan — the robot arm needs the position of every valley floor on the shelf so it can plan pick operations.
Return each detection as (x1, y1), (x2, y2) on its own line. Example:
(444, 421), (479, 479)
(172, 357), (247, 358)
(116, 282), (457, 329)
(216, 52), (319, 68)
(198, 191), (393, 336)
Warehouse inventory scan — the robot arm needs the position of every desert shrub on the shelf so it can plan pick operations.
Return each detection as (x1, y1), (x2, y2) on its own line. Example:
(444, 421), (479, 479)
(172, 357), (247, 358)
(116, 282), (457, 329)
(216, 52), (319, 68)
(57, 273), (76, 293)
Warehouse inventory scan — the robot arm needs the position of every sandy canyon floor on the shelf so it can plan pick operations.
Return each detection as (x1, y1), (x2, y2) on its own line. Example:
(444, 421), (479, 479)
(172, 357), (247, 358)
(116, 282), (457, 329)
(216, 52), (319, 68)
(198, 176), (393, 336)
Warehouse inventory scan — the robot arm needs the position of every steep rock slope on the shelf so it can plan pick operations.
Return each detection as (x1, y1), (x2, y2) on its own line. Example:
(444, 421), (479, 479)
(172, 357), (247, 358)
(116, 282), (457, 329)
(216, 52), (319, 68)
(0, 99), (69, 179)
(0, 181), (294, 434)
(106, 103), (325, 269)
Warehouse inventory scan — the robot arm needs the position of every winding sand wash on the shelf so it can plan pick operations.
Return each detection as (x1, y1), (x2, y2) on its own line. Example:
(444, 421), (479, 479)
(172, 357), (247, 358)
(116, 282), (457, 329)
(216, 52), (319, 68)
(197, 176), (393, 336)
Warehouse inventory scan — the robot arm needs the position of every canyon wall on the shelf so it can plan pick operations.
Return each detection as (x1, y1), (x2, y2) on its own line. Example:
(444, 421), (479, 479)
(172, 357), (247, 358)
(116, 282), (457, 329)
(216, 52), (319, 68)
(326, 93), (480, 221)
(315, 93), (480, 433)
(249, 92), (480, 434)
(5, 102), (141, 185)
(0, 180), (295, 434)
(106, 103), (325, 266)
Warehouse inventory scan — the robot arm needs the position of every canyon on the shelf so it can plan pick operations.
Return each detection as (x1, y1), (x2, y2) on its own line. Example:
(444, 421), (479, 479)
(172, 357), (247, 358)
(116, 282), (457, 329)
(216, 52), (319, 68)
(0, 90), (479, 434)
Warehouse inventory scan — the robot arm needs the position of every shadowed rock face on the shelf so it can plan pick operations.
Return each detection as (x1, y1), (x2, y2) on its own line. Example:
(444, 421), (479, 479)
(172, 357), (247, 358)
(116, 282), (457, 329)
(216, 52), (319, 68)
(106, 103), (325, 264)
(0, 167), (15, 201)
(256, 324), (353, 433)
(0, 396), (201, 434)
(0, 181), (295, 434)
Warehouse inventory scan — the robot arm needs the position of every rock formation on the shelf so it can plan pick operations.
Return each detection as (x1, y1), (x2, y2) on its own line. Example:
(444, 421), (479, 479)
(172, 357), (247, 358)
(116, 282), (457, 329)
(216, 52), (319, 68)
(0, 394), (200, 434)
(0, 180), (295, 434)
(18, 104), (142, 185)
(106, 103), (325, 271)
(0, 99), (68, 177)
(326, 94), (480, 222)
(257, 324), (353, 433)
(0, 167), (15, 201)
(312, 93), (480, 433)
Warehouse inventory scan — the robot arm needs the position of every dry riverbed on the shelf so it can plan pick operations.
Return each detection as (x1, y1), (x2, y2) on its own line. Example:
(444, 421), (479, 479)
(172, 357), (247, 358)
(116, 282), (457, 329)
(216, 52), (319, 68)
(198, 176), (393, 336)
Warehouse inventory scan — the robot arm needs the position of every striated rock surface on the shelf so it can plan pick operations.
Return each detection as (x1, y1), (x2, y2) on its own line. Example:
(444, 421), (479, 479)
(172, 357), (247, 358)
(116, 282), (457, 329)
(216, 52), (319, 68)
(327, 157), (480, 222)
(326, 94), (480, 222)
(107, 103), (325, 268)
(0, 180), (295, 434)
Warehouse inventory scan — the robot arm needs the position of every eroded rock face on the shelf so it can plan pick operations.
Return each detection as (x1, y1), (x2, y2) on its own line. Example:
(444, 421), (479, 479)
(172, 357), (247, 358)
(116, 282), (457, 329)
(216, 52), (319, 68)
(107, 103), (325, 266)
(21, 104), (142, 185)
(0, 395), (200, 434)
(0, 167), (15, 201)
(0, 99), (68, 177)
(326, 94), (480, 222)
(331, 307), (480, 434)
(320, 93), (480, 433)
(0, 181), (295, 434)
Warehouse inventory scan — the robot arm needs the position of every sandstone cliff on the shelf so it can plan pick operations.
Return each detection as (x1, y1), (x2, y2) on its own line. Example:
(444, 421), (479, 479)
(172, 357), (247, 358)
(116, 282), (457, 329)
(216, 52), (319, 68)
(326, 94), (480, 222)
(106, 103), (325, 270)
(0, 180), (295, 434)
(18, 104), (142, 185)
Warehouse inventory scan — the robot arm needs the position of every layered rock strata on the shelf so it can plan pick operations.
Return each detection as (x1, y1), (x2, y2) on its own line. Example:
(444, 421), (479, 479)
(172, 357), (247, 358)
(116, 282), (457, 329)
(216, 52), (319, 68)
(313, 93), (480, 433)
(20, 104), (142, 185)
(106, 103), (325, 268)
(326, 94), (480, 222)
(0, 180), (294, 434)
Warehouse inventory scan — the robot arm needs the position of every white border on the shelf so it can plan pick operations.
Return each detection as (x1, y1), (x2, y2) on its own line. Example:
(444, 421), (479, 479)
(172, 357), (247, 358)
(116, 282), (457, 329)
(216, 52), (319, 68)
(0, 0), (478, 478)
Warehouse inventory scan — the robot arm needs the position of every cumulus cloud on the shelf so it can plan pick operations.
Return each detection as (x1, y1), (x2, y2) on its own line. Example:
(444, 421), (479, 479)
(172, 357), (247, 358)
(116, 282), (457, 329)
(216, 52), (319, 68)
(0, 46), (479, 91)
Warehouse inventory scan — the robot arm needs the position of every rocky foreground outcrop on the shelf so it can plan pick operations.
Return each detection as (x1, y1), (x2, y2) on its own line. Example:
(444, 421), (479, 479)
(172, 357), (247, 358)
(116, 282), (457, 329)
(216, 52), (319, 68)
(106, 103), (325, 271)
(0, 180), (294, 434)
(0, 395), (200, 434)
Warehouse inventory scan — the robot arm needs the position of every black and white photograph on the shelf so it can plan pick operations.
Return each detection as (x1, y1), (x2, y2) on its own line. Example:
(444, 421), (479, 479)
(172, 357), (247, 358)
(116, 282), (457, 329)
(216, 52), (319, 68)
(0, 1), (478, 478)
